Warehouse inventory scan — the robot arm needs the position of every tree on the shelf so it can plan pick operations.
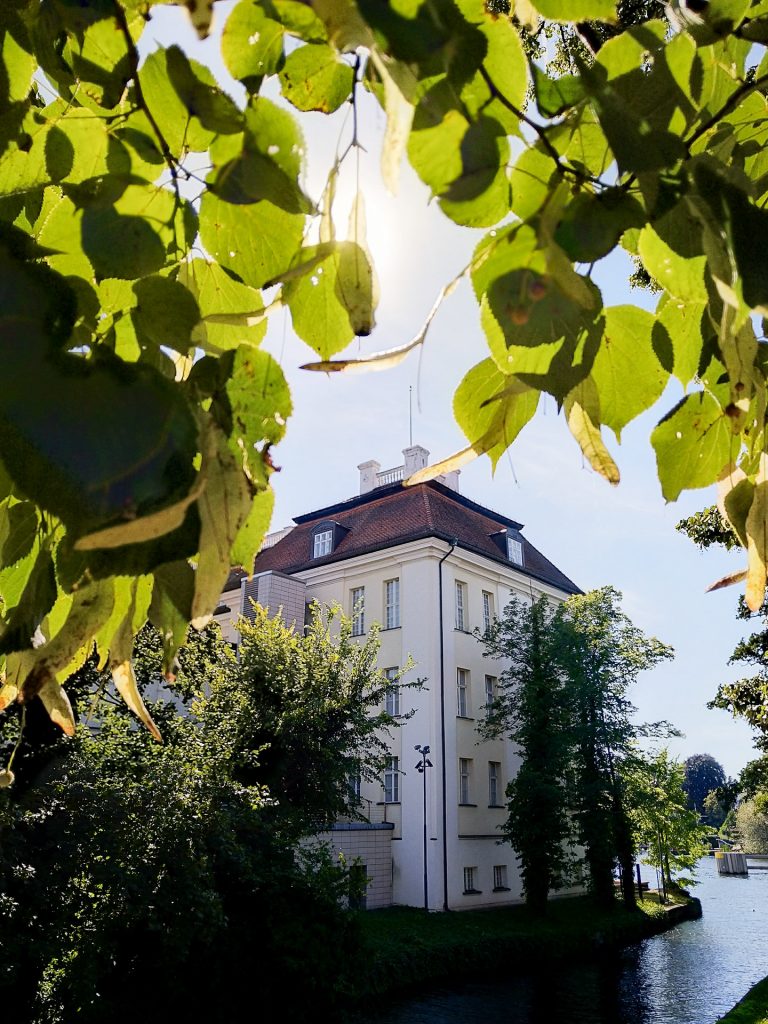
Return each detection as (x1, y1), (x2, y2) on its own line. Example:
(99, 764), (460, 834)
(735, 799), (768, 853)
(562, 586), (674, 909)
(682, 753), (727, 814)
(623, 747), (708, 894)
(6, 1), (768, 745)
(0, 605), (403, 1020)
(479, 595), (574, 915)
(702, 780), (739, 829)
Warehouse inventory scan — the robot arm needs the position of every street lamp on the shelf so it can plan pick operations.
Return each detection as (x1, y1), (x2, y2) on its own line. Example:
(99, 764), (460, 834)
(414, 744), (433, 911)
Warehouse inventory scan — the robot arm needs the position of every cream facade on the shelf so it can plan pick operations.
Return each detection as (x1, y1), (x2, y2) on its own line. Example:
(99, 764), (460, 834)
(225, 449), (581, 911)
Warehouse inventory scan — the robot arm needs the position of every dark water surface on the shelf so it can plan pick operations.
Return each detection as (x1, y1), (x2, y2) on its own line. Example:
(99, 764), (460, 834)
(347, 858), (768, 1024)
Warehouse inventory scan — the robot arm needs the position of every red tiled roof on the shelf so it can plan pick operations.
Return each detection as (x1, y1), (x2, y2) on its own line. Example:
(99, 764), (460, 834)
(252, 480), (580, 595)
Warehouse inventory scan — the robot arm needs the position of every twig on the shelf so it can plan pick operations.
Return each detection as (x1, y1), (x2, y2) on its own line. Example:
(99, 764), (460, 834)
(686, 72), (768, 150)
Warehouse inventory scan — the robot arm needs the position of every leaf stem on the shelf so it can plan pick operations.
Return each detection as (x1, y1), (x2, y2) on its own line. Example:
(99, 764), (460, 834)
(686, 72), (768, 150)
(479, 66), (597, 186)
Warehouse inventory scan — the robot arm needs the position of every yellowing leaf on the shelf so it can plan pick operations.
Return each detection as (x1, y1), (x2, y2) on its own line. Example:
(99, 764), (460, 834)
(113, 660), (162, 742)
(191, 423), (254, 629)
(369, 51), (417, 195)
(706, 569), (748, 593)
(746, 457), (768, 611)
(38, 674), (76, 736)
(564, 382), (620, 485)
(75, 478), (205, 551)
(0, 681), (19, 712)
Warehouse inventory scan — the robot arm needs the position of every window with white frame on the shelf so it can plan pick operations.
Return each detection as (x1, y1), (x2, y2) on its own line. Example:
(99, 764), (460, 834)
(455, 580), (466, 630)
(507, 535), (523, 566)
(457, 668), (470, 717)
(313, 529), (333, 558)
(384, 756), (400, 803)
(384, 667), (400, 717)
(459, 757), (472, 804)
(351, 586), (365, 635)
(493, 865), (509, 891)
(488, 761), (502, 806)
(463, 866), (478, 893)
(384, 578), (400, 628)
(482, 590), (494, 632)
(484, 674), (497, 715)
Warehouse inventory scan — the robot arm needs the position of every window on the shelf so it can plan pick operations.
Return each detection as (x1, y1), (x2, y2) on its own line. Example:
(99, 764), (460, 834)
(348, 772), (362, 804)
(482, 590), (494, 632)
(484, 674), (497, 715)
(488, 761), (502, 806)
(351, 586), (365, 635)
(457, 668), (470, 717)
(507, 535), (523, 566)
(313, 529), (333, 558)
(455, 581), (466, 630)
(459, 757), (472, 804)
(384, 578), (400, 629)
(493, 865), (509, 891)
(384, 756), (400, 803)
(384, 667), (400, 717)
(463, 866), (479, 894)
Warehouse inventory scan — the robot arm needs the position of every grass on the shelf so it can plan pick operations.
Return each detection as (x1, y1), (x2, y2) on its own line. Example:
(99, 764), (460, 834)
(345, 890), (700, 1003)
(718, 977), (768, 1024)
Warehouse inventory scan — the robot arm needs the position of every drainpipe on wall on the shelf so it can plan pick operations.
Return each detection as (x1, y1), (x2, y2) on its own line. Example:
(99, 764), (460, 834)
(438, 537), (457, 912)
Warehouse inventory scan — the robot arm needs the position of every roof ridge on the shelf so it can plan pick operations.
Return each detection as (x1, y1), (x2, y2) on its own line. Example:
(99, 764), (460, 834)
(420, 484), (435, 531)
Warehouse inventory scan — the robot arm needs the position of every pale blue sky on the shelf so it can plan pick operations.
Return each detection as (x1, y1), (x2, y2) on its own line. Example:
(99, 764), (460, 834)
(146, 3), (757, 779)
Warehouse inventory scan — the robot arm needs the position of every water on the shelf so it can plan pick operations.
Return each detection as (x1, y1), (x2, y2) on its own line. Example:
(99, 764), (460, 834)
(348, 858), (768, 1024)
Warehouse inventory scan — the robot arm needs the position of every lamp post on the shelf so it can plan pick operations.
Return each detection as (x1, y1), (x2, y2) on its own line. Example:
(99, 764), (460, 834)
(414, 744), (433, 911)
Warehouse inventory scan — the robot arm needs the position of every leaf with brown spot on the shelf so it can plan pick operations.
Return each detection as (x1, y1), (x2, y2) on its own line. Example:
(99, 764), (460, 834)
(38, 673), (76, 736)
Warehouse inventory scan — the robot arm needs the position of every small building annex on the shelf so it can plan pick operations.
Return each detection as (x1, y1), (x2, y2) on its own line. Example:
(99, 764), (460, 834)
(214, 445), (581, 911)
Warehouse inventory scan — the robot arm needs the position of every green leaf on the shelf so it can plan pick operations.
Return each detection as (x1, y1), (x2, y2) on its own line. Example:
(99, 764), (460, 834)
(531, 0), (616, 20)
(1, 19), (35, 106)
(0, 501), (38, 569)
(279, 43), (354, 113)
(531, 64), (585, 118)
(453, 358), (539, 469)
(224, 348), (292, 483)
(132, 276), (201, 354)
(179, 258), (267, 354)
(590, 306), (669, 441)
(510, 145), (559, 221)
(637, 204), (709, 303)
(693, 160), (768, 314)
(439, 117), (511, 228)
(232, 485), (274, 567)
(273, 0), (328, 40)
(555, 189), (644, 264)
(0, 547), (56, 655)
(284, 241), (377, 357)
(149, 560), (195, 676)
(651, 391), (734, 500)
(0, 321), (199, 540)
(222, 0), (285, 83)
(199, 190), (305, 290)
(140, 46), (242, 156)
(481, 15), (528, 113)
(656, 298), (709, 388)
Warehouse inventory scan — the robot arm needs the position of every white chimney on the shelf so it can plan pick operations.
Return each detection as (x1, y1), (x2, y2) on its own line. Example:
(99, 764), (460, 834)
(358, 459), (381, 494)
(441, 470), (460, 492)
(403, 445), (429, 478)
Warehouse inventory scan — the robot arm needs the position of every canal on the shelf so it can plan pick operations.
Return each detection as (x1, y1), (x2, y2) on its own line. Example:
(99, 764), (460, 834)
(348, 857), (768, 1024)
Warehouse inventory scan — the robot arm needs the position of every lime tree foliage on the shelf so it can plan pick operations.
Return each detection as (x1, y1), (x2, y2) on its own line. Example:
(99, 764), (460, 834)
(5, 0), (768, 746)
(480, 586), (675, 912)
(0, 608), (404, 1021)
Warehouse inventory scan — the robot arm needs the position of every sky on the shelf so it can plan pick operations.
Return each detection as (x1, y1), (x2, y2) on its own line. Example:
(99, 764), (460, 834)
(146, 3), (758, 779)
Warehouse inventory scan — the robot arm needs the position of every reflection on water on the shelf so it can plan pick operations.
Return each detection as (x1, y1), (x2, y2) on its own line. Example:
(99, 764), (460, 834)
(347, 858), (768, 1024)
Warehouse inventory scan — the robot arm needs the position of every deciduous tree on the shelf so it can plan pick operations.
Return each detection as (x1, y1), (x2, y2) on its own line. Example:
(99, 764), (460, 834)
(5, 0), (768, 750)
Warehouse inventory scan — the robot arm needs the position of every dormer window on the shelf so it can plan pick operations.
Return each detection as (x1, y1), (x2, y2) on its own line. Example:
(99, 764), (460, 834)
(309, 519), (349, 560)
(313, 529), (333, 558)
(507, 535), (523, 566)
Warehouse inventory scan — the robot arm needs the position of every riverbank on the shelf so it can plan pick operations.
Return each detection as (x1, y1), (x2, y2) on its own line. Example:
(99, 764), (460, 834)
(718, 976), (768, 1023)
(346, 890), (702, 1005)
